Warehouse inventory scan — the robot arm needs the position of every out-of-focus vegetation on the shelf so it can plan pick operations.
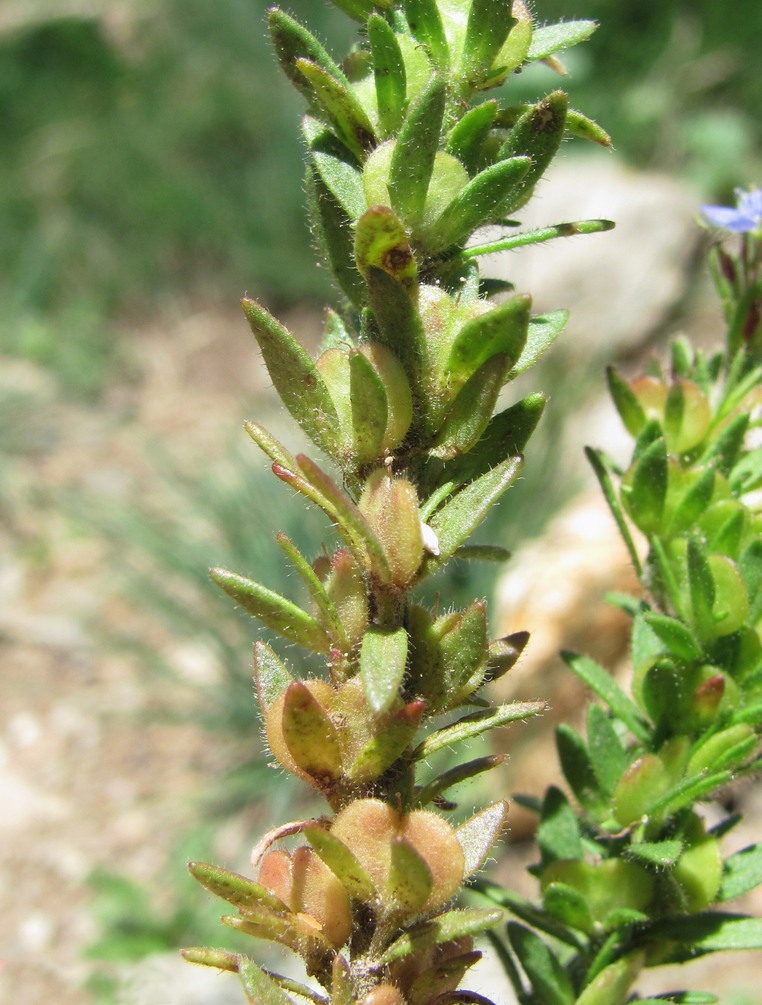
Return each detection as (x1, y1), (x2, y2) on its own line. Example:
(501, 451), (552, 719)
(1, 0), (760, 398)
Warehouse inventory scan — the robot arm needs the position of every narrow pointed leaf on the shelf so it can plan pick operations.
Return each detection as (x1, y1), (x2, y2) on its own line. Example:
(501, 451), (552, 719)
(244, 421), (299, 471)
(607, 366), (647, 436)
(239, 960), (299, 1005)
(349, 350), (388, 461)
(461, 0), (516, 87)
(366, 266), (427, 384)
(626, 435), (668, 533)
(188, 862), (287, 913)
(211, 568), (329, 653)
(444, 294), (530, 392)
(294, 453), (392, 582)
(269, 9), (349, 100)
(562, 651), (651, 742)
(718, 843), (762, 902)
(254, 641), (294, 715)
(430, 354), (510, 460)
(645, 913), (762, 952)
(453, 544), (511, 562)
(368, 14), (407, 136)
(326, 0), (378, 21)
(688, 538), (715, 634)
(380, 908), (503, 964)
(446, 100), (498, 174)
(426, 157), (531, 255)
(224, 909), (331, 958)
(277, 534), (349, 651)
(306, 167), (366, 308)
(643, 612), (702, 662)
(303, 117), (365, 220)
(181, 947), (240, 972)
(585, 446), (642, 576)
(426, 456), (523, 567)
(526, 21), (597, 61)
(456, 801), (509, 877)
(701, 413), (749, 475)
(241, 297), (339, 454)
(296, 59), (376, 161)
(281, 681), (343, 780)
(304, 825), (377, 901)
(360, 625), (409, 714)
(462, 219), (615, 259)
(507, 922), (575, 1005)
(565, 108), (612, 145)
(348, 700), (424, 780)
(627, 840), (684, 867)
(556, 723), (600, 810)
(667, 467), (716, 536)
(401, 0), (449, 68)
(443, 393), (546, 486)
(586, 704), (627, 796)
(413, 754), (505, 808)
(508, 311), (568, 378)
(389, 74), (447, 226)
(414, 701), (545, 759)
(388, 838), (434, 913)
(538, 786), (582, 864)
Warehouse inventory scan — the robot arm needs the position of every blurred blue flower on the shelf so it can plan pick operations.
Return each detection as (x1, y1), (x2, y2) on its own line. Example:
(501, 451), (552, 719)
(701, 188), (762, 233)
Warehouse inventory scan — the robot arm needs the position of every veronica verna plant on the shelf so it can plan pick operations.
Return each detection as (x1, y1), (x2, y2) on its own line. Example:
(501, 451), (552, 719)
(180, 3), (762, 1002)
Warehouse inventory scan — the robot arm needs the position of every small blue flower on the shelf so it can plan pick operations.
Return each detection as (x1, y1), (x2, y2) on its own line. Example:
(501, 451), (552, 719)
(701, 187), (762, 233)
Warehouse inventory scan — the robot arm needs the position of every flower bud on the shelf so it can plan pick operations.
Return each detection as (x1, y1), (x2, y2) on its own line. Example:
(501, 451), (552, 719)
(359, 987), (406, 1005)
(359, 470), (423, 587)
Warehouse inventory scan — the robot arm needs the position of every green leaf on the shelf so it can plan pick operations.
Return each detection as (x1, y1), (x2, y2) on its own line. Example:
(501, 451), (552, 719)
(348, 700), (424, 781)
(701, 413), (749, 476)
(426, 456), (523, 568)
(181, 947), (240, 973)
(387, 838), (434, 913)
(446, 100), (498, 173)
(537, 786), (582, 865)
(306, 167), (366, 308)
(304, 825), (377, 902)
(508, 311), (568, 378)
(389, 74), (447, 226)
(440, 392), (546, 487)
(210, 568), (329, 653)
(526, 20), (597, 61)
(296, 59), (376, 161)
(462, 219), (615, 259)
(269, 9), (349, 101)
(498, 91), (568, 210)
(425, 156), (532, 254)
(687, 538), (715, 637)
(365, 266), (427, 385)
(380, 908), (503, 964)
(188, 862), (286, 913)
(443, 293), (530, 394)
(400, 0), (450, 69)
(562, 651), (651, 743)
(368, 14), (407, 136)
(276, 534), (349, 652)
(413, 754), (504, 808)
(239, 960), (297, 1005)
(253, 641), (294, 715)
(360, 625), (409, 714)
(460, 0), (516, 88)
(507, 922), (575, 1005)
(575, 952), (645, 1005)
(414, 701), (545, 759)
(625, 435), (668, 533)
(585, 447), (642, 576)
(627, 840), (684, 867)
(303, 117), (366, 220)
(565, 108), (612, 146)
(607, 365), (647, 436)
(429, 354), (510, 460)
(456, 801), (509, 877)
(326, 0), (378, 21)
(286, 454), (392, 583)
(473, 879), (584, 948)
(244, 421), (299, 471)
(643, 613), (702, 662)
(542, 882), (595, 934)
(586, 704), (627, 796)
(349, 349), (388, 462)
(241, 298), (339, 455)
(646, 913), (762, 952)
(556, 724), (600, 810)
(281, 681), (343, 780)
(718, 843), (762, 902)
